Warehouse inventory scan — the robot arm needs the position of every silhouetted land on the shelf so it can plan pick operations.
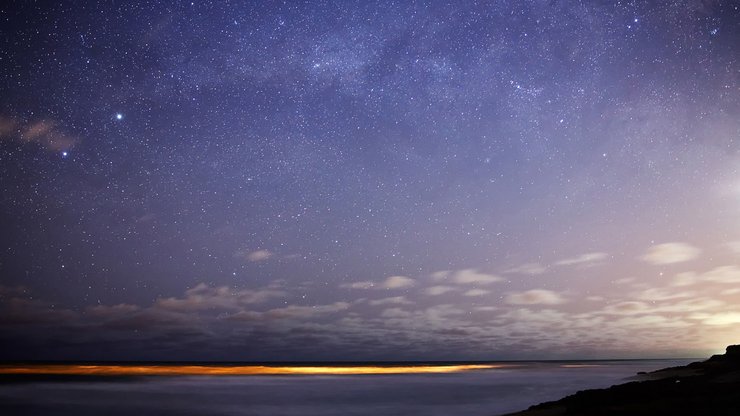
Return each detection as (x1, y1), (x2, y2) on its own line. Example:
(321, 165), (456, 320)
(503, 345), (740, 415)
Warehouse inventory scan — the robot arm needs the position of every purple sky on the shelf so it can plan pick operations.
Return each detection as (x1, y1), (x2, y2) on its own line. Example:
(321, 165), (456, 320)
(0, 0), (738, 361)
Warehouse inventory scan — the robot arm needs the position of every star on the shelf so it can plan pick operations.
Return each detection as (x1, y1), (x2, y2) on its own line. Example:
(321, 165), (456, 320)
(0, 0), (737, 363)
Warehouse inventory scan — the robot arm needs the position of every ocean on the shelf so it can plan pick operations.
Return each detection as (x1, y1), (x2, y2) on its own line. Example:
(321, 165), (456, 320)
(0, 360), (691, 415)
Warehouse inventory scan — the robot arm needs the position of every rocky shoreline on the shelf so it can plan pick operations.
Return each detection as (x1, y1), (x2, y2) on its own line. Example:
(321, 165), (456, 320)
(503, 345), (740, 415)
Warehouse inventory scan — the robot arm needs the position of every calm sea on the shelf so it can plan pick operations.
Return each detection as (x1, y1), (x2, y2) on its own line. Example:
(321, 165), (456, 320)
(0, 360), (690, 416)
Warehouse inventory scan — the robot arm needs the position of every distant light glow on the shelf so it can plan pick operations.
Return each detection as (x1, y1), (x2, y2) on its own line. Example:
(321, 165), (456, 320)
(116, 113), (123, 120)
(0, 364), (502, 376)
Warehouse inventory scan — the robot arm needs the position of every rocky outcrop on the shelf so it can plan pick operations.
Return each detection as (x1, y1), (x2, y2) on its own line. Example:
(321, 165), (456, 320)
(503, 345), (740, 416)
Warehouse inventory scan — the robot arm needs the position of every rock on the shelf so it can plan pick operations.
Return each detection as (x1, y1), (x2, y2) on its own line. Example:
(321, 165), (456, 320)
(725, 345), (740, 357)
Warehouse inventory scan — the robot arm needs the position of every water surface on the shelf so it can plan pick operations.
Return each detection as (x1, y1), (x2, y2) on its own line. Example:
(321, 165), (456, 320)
(0, 360), (691, 416)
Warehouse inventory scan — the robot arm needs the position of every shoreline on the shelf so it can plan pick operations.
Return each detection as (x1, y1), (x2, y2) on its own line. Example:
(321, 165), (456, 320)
(502, 344), (740, 415)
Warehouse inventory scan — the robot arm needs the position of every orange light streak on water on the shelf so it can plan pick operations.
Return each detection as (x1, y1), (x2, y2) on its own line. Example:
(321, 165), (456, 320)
(0, 364), (502, 376)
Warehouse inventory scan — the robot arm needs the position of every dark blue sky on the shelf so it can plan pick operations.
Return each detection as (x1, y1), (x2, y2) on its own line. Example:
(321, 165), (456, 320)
(1, 1), (738, 361)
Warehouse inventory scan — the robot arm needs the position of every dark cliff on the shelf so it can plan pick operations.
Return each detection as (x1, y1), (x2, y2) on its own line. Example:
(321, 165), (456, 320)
(504, 345), (740, 416)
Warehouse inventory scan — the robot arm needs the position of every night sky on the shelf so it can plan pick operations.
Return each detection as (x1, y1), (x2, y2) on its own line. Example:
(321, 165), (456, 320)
(0, 1), (738, 361)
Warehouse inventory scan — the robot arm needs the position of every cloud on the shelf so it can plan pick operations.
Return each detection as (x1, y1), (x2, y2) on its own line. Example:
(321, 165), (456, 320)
(368, 296), (413, 306)
(634, 288), (693, 301)
(504, 263), (547, 275)
(155, 283), (286, 312)
(423, 304), (465, 320)
(555, 252), (608, 266)
(0, 296), (80, 327)
(86, 304), (141, 319)
(611, 315), (691, 329)
(695, 312), (740, 326)
(0, 115), (78, 152)
(340, 281), (375, 289)
(237, 249), (273, 262)
(641, 242), (700, 265)
(264, 302), (350, 319)
(340, 276), (414, 290)
(424, 285), (456, 296)
(671, 265), (740, 286)
(497, 308), (568, 325)
(430, 271), (451, 281)
(602, 298), (724, 316)
(701, 265), (740, 283)
(436, 269), (502, 285)
(672, 272), (697, 287)
(603, 301), (650, 315)
(228, 301), (353, 321)
(380, 308), (412, 318)
(505, 289), (566, 305)
(381, 275), (415, 289)
(669, 298), (725, 313)
(463, 289), (490, 297)
(725, 241), (740, 253)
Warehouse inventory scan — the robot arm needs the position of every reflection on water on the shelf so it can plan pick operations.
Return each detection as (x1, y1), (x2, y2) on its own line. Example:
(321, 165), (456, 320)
(0, 360), (690, 416)
(0, 363), (501, 376)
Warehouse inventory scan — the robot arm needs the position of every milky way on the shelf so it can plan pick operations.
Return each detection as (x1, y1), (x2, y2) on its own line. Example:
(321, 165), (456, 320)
(0, 1), (738, 360)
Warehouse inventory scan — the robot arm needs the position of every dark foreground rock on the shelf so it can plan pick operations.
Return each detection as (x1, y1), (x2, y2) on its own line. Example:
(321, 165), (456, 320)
(503, 345), (740, 415)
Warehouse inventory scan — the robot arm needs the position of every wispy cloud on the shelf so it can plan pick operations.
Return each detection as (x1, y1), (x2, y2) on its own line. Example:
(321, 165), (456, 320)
(602, 298), (724, 316)
(424, 285), (456, 296)
(602, 301), (650, 315)
(671, 265), (740, 286)
(263, 302), (350, 319)
(634, 288), (693, 301)
(725, 241), (740, 253)
(340, 275), (415, 290)
(155, 283), (286, 312)
(434, 269), (502, 285)
(555, 252), (608, 267)
(505, 289), (566, 305)
(236, 249), (274, 262)
(641, 242), (700, 265)
(382, 275), (415, 289)
(0, 115), (78, 152)
(692, 312), (740, 326)
(369, 296), (413, 306)
(340, 281), (376, 289)
(504, 263), (547, 275)
(463, 289), (490, 297)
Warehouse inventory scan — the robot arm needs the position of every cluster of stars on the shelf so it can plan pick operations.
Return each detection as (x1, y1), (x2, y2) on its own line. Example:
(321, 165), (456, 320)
(0, 0), (737, 360)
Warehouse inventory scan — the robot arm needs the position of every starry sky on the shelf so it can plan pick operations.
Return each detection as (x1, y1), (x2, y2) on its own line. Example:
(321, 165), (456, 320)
(0, 1), (738, 361)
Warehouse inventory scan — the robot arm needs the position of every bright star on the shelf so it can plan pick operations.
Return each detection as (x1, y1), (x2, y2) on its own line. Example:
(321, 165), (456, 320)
(116, 113), (123, 120)
(61, 151), (68, 158)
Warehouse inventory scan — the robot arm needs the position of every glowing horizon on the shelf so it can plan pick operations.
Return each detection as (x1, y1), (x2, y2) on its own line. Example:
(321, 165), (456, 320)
(0, 364), (503, 376)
